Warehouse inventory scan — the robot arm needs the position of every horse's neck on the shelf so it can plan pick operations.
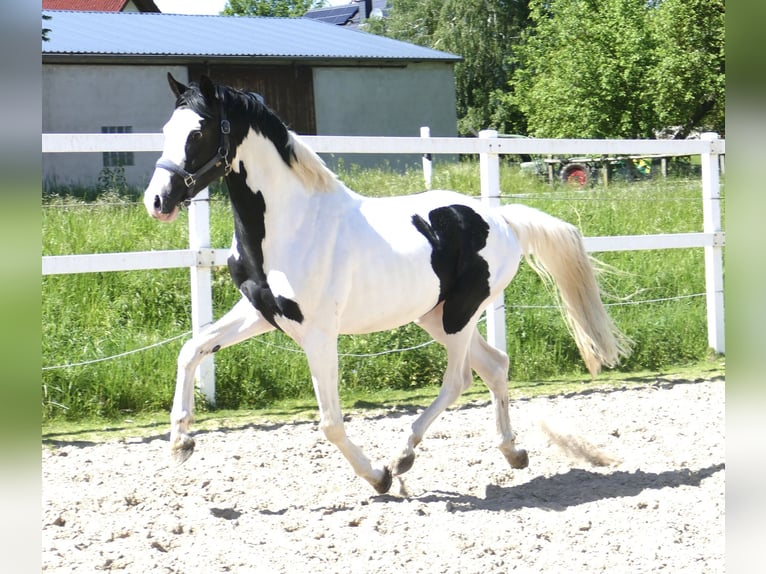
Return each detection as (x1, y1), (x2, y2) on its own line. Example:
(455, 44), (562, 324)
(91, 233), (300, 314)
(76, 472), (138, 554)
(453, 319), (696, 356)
(229, 130), (353, 236)
(233, 130), (339, 196)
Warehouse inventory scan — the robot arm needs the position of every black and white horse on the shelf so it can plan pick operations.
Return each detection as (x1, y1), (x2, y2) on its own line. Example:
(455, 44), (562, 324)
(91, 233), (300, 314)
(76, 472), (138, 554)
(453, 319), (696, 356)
(144, 74), (629, 493)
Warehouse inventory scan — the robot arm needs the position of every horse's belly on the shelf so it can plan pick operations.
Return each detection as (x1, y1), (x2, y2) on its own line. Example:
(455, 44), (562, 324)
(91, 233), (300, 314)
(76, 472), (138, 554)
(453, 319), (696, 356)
(337, 272), (440, 335)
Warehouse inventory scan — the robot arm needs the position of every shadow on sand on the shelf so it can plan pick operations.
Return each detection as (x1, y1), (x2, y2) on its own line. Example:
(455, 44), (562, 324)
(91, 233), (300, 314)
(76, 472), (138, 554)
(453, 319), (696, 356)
(368, 463), (724, 512)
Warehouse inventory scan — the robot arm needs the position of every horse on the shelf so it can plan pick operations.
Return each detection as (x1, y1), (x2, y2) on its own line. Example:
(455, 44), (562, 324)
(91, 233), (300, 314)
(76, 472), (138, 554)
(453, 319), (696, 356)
(143, 74), (630, 494)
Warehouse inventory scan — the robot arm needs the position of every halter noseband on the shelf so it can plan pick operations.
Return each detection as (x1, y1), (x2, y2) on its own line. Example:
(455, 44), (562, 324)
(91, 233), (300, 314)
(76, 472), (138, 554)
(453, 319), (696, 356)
(155, 105), (233, 199)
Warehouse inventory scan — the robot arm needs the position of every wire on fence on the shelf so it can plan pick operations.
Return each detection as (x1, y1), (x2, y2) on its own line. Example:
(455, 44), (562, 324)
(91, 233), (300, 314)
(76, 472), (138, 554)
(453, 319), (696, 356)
(41, 331), (191, 371)
(41, 292), (704, 371)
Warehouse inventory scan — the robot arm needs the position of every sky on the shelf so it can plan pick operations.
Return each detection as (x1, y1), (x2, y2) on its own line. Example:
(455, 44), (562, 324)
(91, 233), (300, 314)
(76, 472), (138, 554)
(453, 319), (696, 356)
(154, 0), (348, 15)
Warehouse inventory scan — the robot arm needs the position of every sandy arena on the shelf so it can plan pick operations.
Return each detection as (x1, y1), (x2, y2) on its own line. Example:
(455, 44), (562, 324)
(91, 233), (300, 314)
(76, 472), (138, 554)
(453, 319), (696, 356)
(43, 377), (724, 573)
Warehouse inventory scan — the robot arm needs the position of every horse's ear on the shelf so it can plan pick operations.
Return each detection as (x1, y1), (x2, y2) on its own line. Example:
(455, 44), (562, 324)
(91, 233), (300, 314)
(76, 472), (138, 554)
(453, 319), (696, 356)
(199, 75), (218, 103)
(167, 73), (187, 98)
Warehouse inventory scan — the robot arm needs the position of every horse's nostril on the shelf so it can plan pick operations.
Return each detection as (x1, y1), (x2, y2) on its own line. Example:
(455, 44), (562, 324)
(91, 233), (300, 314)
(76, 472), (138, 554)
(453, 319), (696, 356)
(153, 195), (162, 210)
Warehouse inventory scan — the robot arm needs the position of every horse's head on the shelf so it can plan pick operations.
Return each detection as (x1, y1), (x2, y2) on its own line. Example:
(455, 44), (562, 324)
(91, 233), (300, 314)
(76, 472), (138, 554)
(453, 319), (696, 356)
(144, 74), (232, 221)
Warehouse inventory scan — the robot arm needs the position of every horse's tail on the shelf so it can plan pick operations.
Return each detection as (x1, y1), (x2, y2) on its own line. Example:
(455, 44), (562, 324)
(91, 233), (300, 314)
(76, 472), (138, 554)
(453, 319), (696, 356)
(500, 204), (631, 376)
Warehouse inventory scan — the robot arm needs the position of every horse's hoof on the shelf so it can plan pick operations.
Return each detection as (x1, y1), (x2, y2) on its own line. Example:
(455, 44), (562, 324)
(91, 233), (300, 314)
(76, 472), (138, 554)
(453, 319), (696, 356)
(372, 466), (393, 494)
(171, 436), (195, 464)
(391, 452), (415, 476)
(508, 448), (529, 469)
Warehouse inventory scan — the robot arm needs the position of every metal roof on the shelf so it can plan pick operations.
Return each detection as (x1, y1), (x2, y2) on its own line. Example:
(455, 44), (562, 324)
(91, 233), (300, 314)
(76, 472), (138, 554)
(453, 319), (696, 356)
(41, 10), (461, 62)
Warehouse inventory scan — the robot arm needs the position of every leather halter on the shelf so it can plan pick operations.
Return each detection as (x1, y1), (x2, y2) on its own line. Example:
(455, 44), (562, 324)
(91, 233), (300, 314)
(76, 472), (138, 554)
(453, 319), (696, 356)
(154, 104), (232, 200)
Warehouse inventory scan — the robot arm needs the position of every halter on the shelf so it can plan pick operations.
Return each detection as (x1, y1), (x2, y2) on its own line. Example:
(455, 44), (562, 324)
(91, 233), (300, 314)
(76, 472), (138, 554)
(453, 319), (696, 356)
(155, 103), (233, 200)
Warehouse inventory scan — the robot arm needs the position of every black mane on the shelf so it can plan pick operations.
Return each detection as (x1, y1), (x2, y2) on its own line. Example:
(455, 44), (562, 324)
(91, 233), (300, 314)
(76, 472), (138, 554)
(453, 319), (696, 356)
(177, 81), (295, 168)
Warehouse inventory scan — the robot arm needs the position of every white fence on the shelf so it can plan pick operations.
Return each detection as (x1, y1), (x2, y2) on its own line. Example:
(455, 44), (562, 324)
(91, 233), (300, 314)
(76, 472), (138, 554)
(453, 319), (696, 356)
(42, 131), (725, 403)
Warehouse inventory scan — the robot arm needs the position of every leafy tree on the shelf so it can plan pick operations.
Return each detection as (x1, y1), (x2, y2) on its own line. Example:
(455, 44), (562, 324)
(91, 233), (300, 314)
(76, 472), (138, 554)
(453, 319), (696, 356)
(434, 0), (531, 135)
(43, 14), (52, 41)
(365, 0), (443, 47)
(367, 0), (531, 136)
(513, 0), (657, 138)
(649, 0), (725, 138)
(222, 0), (326, 18)
(513, 0), (724, 138)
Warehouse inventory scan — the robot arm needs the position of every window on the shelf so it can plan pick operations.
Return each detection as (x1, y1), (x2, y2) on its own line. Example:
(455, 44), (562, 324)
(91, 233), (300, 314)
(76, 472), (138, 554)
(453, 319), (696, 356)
(101, 126), (134, 167)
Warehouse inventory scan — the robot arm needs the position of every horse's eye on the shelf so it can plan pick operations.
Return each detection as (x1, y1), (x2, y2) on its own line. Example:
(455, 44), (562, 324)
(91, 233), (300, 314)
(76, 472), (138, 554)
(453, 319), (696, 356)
(190, 130), (202, 141)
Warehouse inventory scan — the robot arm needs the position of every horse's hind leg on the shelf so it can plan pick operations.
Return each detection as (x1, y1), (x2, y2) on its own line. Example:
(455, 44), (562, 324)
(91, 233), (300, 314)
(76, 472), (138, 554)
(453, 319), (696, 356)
(391, 307), (474, 477)
(170, 297), (274, 463)
(469, 329), (529, 469)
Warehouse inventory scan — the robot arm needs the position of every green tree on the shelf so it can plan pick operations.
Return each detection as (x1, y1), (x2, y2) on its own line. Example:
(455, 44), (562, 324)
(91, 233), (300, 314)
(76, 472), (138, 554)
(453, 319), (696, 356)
(435, 0), (531, 135)
(513, 0), (724, 138)
(367, 0), (531, 136)
(365, 0), (443, 47)
(649, 0), (725, 138)
(513, 0), (657, 138)
(222, 0), (326, 17)
(43, 14), (52, 41)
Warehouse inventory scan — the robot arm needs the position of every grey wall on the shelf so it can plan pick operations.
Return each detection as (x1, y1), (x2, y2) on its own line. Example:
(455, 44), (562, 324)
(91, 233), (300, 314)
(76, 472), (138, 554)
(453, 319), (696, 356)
(42, 61), (458, 187)
(42, 64), (188, 189)
(313, 62), (458, 171)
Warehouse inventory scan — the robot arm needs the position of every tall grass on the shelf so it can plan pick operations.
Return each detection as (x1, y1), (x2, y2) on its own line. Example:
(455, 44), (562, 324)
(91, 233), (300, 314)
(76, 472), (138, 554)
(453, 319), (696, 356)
(42, 163), (720, 421)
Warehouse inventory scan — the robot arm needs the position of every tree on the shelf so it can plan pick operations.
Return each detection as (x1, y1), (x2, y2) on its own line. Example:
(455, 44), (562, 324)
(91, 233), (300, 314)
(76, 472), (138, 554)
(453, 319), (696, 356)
(367, 0), (531, 136)
(649, 0), (725, 138)
(222, 0), (326, 18)
(43, 14), (52, 41)
(512, 0), (724, 138)
(364, 0), (443, 47)
(513, 0), (657, 138)
(434, 0), (531, 135)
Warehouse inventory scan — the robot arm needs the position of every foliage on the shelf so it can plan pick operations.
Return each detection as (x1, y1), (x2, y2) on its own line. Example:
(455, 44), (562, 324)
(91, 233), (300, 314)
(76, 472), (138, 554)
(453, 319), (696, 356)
(97, 166), (129, 195)
(42, 166), (718, 422)
(367, 0), (531, 136)
(512, 0), (725, 138)
(43, 14), (52, 41)
(222, 0), (326, 17)
(433, 0), (531, 136)
(513, 0), (657, 138)
(367, 0), (724, 139)
(649, 0), (725, 138)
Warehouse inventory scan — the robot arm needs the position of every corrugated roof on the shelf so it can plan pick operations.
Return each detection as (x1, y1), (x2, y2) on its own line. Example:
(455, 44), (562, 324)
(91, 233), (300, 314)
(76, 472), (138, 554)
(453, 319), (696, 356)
(41, 10), (461, 62)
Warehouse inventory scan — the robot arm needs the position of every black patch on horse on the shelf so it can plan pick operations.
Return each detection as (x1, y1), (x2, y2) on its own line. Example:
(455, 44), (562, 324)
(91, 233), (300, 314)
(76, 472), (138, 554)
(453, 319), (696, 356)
(412, 205), (491, 334)
(226, 164), (304, 329)
(178, 81), (295, 170)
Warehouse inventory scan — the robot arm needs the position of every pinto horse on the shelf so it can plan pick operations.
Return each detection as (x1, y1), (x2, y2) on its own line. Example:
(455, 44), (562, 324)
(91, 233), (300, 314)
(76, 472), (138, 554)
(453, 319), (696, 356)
(144, 74), (630, 494)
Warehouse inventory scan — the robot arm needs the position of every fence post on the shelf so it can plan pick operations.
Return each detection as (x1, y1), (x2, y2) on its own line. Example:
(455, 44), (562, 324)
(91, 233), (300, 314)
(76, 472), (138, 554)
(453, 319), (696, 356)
(700, 132), (725, 353)
(420, 126), (432, 189)
(479, 130), (506, 351)
(188, 187), (216, 404)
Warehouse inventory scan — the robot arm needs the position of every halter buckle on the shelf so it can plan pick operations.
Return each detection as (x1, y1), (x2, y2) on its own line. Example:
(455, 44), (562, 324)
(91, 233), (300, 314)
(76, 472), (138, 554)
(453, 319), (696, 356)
(221, 119), (231, 135)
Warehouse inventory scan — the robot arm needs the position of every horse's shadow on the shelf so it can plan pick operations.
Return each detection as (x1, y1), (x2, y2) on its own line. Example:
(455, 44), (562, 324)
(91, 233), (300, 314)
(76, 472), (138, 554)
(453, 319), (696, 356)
(371, 463), (724, 512)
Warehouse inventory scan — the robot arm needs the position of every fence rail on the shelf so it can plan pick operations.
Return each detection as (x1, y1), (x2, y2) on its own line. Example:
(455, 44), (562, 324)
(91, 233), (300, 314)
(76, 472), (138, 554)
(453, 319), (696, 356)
(42, 131), (725, 403)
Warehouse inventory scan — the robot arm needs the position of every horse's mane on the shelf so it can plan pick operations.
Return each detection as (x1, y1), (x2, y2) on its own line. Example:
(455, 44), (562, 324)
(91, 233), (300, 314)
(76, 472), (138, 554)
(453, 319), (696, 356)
(177, 82), (337, 193)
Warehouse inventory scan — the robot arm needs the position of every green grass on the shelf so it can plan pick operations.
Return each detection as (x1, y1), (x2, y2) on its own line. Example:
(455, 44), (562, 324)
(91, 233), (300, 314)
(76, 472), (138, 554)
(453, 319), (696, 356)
(42, 163), (724, 422)
(41, 356), (724, 445)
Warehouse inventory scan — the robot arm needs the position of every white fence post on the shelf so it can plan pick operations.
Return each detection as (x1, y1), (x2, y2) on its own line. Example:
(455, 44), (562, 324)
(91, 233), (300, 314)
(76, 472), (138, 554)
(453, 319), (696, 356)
(420, 126), (432, 189)
(479, 130), (506, 351)
(700, 133), (725, 353)
(188, 187), (216, 404)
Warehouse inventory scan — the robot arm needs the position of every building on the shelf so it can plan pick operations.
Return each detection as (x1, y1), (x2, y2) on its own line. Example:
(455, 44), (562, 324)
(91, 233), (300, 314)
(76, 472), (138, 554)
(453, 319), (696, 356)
(42, 0), (160, 12)
(42, 10), (460, 188)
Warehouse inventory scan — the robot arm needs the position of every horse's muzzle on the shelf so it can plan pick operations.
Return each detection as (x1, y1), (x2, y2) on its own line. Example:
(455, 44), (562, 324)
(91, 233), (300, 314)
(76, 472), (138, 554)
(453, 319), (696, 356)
(149, 194), (180, 222)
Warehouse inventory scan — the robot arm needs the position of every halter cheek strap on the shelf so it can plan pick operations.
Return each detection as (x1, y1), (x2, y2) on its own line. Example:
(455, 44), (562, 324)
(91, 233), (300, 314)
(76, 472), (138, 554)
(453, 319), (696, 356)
(155, 114), (232, 197)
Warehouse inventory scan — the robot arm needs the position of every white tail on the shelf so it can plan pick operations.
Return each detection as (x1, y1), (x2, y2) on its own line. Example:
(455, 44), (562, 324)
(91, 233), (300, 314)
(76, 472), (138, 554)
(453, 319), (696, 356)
(501, 204), (631, 376)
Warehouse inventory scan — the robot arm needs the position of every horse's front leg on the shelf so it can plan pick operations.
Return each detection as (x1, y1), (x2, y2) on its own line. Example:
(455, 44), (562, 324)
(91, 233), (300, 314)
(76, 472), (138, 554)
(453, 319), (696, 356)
(302, 330), (392, 494)
(170, 297), (275, 463)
